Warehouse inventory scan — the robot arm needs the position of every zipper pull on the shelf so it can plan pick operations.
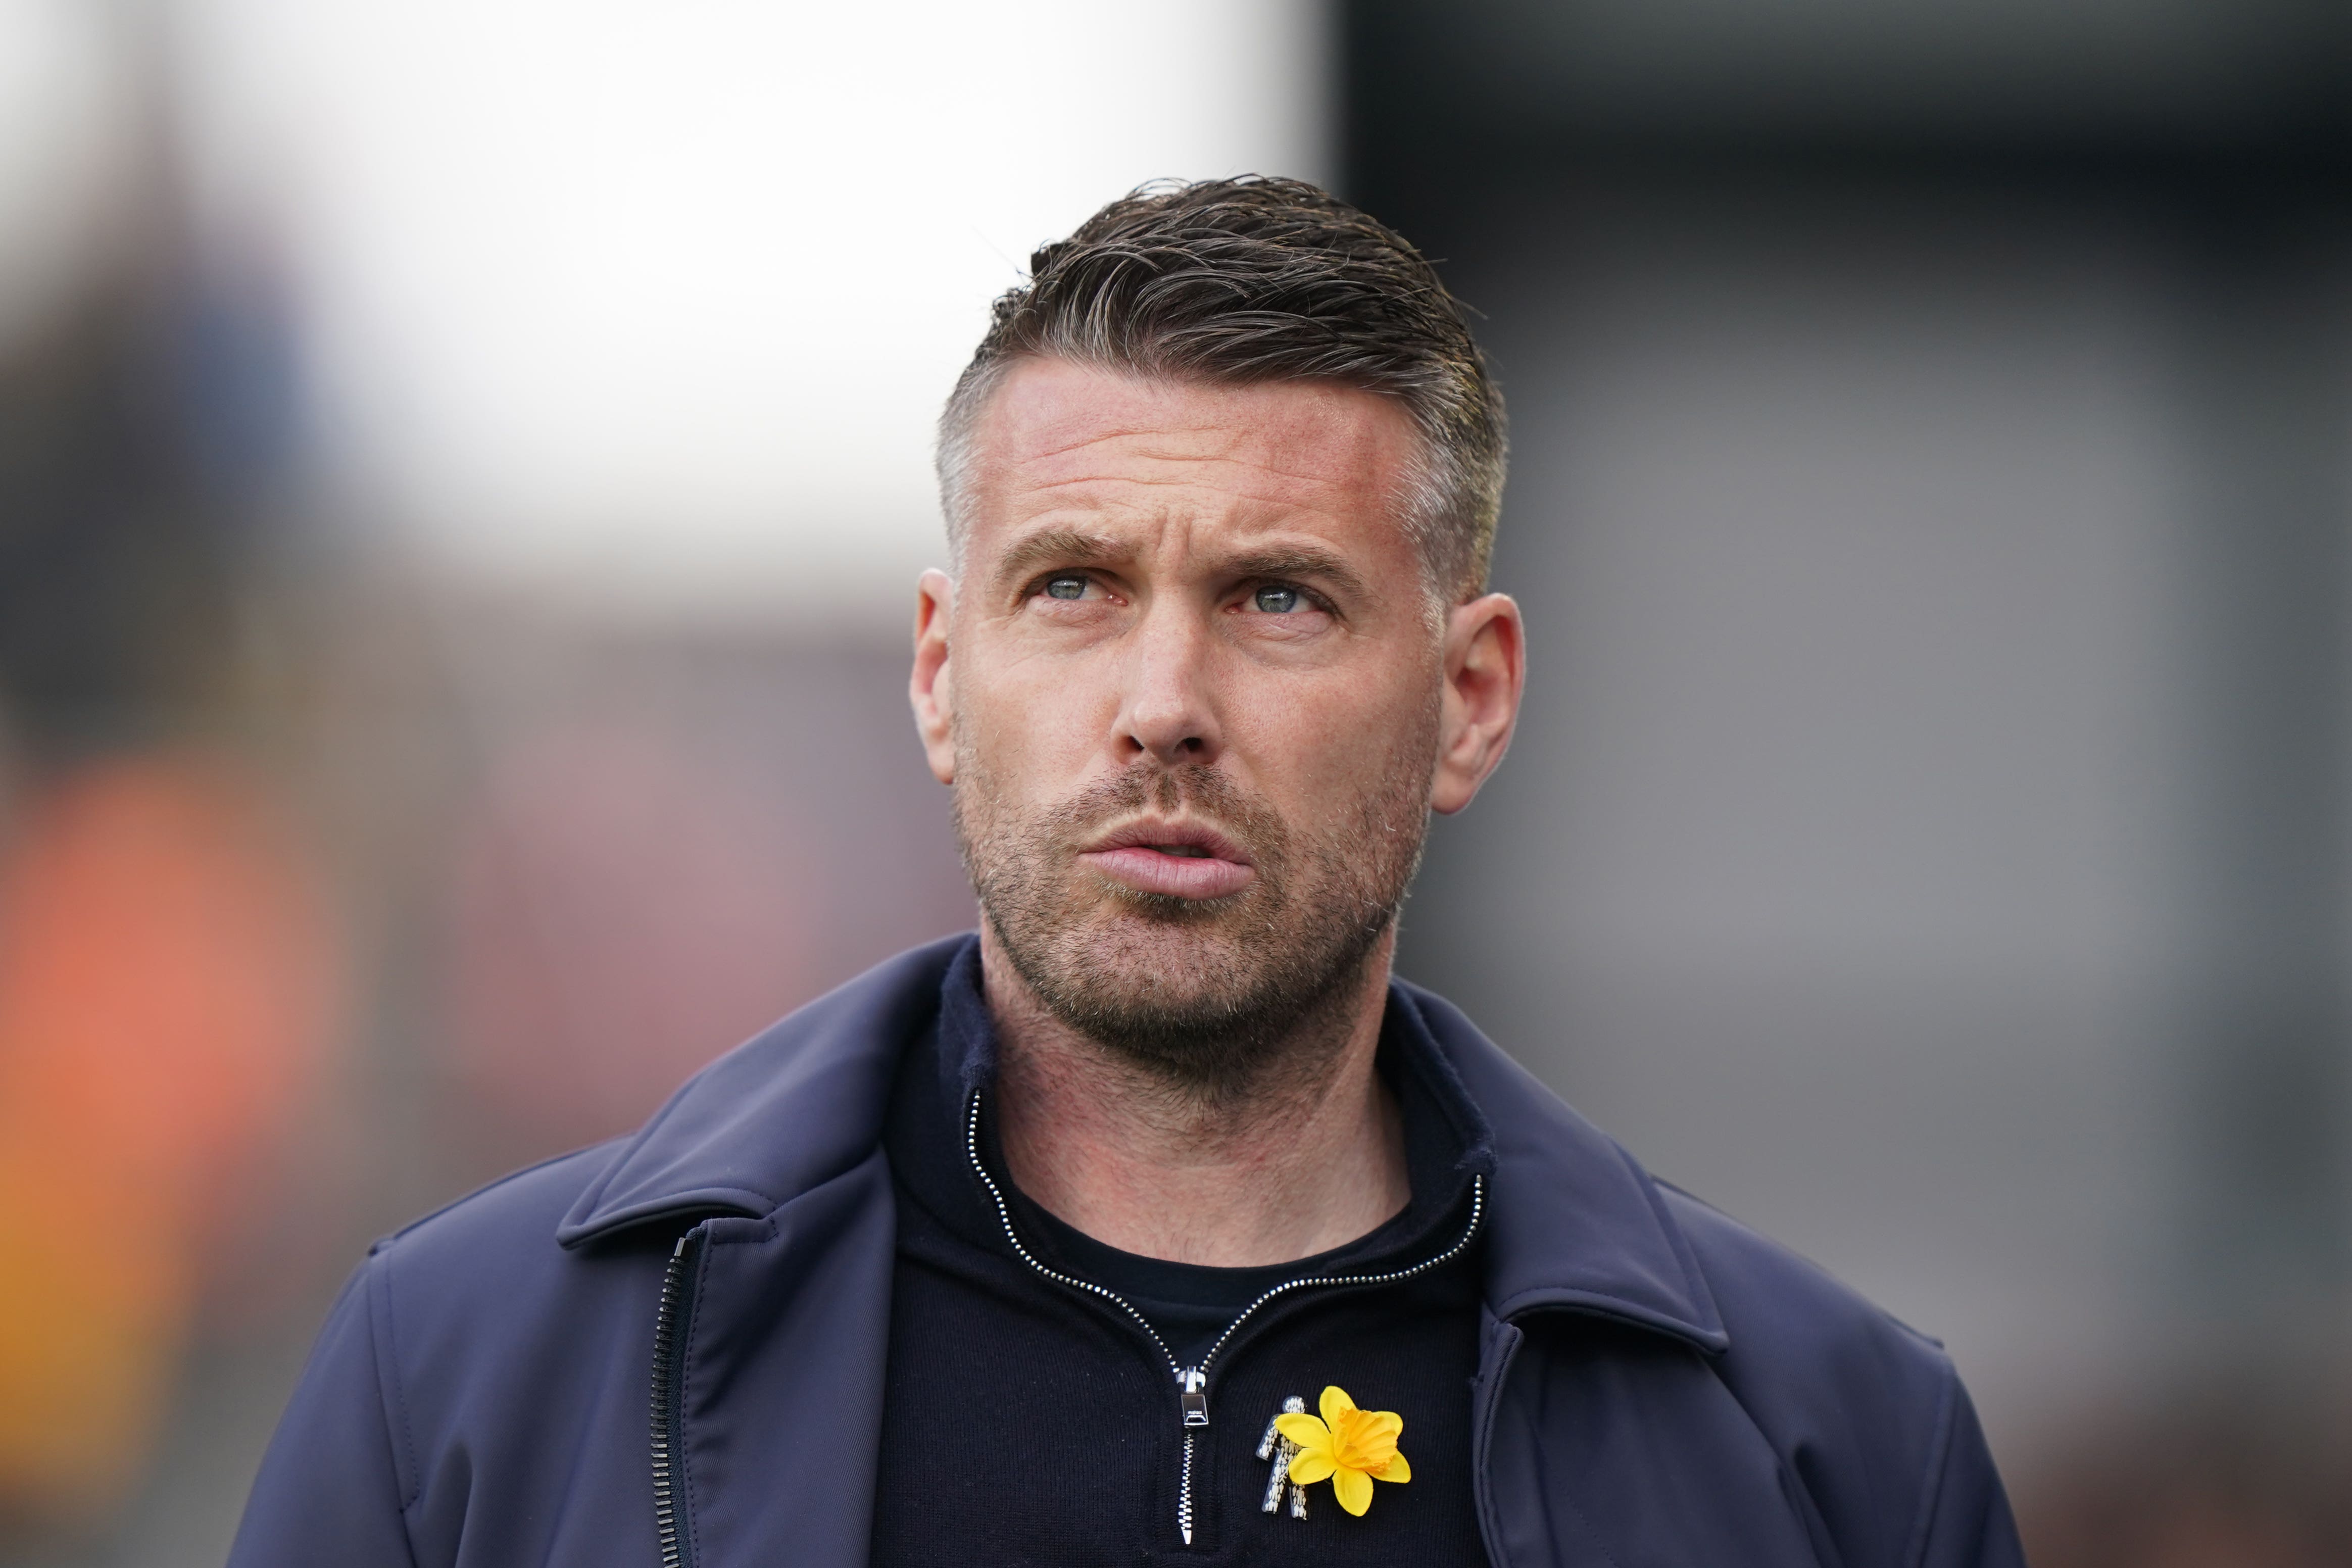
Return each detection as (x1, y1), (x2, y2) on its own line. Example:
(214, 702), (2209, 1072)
(1178, 1366), (1209, 1428)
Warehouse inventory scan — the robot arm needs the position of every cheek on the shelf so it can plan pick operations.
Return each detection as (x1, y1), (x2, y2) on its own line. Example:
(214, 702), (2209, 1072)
(1235, 656), (1440, 795)
(960, 649), (1117, 782)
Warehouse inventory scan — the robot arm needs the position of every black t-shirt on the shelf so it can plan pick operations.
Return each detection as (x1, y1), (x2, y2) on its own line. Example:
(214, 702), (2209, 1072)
(869, 944), (1496, 1566)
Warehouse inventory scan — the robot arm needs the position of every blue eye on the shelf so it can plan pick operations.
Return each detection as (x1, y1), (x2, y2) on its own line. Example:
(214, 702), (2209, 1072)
(1254, 584), (1303, 613)
(1044, 575), (1088, 601)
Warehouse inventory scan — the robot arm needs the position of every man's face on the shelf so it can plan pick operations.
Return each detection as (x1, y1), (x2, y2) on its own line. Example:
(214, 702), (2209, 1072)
(911, 358), (1512, 1087)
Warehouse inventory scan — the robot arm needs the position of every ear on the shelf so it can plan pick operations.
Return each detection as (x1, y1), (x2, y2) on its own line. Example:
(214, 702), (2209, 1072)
(1431, 592), (1525, 815)
(909, 568), (957, 785)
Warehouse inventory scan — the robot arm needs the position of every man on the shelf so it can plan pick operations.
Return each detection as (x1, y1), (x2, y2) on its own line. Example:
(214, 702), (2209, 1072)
(231, 179), (2025, 1567)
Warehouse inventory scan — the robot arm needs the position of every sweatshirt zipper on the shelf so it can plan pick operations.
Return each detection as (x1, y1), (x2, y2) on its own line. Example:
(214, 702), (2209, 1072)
(964, 1091), (1485, 1549)
(651, 1225), (710, 1568)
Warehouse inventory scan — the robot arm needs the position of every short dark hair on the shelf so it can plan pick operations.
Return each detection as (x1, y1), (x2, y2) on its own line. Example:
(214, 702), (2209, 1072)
(937, 176), (1507, 598)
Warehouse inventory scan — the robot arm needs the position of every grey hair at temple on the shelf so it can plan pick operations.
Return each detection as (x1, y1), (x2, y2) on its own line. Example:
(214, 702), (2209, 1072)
(935, 176), (1509, 600)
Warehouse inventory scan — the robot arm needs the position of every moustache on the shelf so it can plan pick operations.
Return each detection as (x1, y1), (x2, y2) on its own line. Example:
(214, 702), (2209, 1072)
(1040, 765), (1288, 862)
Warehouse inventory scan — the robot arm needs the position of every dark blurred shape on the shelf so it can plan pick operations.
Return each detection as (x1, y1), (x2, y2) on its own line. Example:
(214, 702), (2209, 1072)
(0, 238), (289, 758)
(1348, 0), (2352, 1553)
(2165, 222), (2352, 1333)
(1347, 0), (2350, 179)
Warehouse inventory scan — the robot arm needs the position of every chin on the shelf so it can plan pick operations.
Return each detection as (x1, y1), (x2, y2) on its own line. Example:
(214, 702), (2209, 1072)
(1002, 893), (1254, 996)
(1077, 902), (1262, 978)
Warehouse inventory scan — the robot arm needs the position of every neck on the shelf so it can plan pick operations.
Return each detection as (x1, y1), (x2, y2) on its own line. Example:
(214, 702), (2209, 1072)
(980, 924), (1411, 1268)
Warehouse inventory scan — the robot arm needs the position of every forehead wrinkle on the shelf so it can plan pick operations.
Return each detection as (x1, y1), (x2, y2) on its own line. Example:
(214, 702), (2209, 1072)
(1013, 472), (1352, 520)
(972, 358), (1428, 509)
(1016, 437), (1381, 488)
(991, 472), (1401, 575)
(1008, 459), (1372, 527)
(1005, 412), (1392, 481)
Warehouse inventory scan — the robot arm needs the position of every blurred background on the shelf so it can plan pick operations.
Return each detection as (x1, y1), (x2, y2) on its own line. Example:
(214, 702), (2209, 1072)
(0, 0), (2345, 1561)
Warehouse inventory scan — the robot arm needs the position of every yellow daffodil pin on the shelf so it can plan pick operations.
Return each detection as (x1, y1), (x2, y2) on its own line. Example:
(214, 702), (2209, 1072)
(1274, 1386), (1411, 1516)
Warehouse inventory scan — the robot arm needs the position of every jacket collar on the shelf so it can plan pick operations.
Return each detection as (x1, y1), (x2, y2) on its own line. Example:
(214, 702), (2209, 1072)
(556, 935), (968, 1247)
(557, 934), (1727, 1355)
(1394, 981), (1727, 1352)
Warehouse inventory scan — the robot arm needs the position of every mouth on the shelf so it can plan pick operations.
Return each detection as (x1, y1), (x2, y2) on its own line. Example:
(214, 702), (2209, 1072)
(1078, 818), (1256, 900)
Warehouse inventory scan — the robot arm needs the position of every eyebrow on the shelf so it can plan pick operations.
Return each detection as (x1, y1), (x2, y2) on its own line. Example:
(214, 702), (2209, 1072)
(1219, 545), (1371, 603)
(986, 528), (1375, 605)
(989, 527), (1127, 595)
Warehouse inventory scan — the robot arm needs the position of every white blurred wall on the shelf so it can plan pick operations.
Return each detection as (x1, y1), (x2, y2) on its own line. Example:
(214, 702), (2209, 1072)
(0, 0), (142, 353)
(167, 0), (1330, 624)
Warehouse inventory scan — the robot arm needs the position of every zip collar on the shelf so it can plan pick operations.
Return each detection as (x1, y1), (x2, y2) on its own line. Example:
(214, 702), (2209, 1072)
(555, 933), (1727, 1355)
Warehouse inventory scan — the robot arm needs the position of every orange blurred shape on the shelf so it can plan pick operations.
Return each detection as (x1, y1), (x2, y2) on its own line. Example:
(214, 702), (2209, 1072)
(0, 756), (339, 1523)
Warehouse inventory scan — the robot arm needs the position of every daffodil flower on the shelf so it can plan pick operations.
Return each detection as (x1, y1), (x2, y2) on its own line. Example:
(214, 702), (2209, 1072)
(1274, 1385), (1411, 1516)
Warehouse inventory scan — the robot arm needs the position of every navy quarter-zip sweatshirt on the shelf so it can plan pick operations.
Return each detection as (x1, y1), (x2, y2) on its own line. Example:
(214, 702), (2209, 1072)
(228, 935), (2027, 1568)
(872, 942), (1491, 1563)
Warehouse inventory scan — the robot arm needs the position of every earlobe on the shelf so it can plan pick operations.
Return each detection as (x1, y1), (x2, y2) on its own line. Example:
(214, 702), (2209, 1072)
(910, 570), (958, 785)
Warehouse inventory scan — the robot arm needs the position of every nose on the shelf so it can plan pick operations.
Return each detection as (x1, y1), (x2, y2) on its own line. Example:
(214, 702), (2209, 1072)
(1114, 600), (1221, 767)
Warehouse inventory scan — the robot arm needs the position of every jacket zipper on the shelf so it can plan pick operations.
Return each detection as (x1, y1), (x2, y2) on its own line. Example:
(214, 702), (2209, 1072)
(651, 1225), (709, 1568)
(965, 1091), (1485, 1549)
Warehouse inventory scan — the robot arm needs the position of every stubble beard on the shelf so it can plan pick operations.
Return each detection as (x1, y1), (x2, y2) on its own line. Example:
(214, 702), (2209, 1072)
(951, 703), (1440, 1101)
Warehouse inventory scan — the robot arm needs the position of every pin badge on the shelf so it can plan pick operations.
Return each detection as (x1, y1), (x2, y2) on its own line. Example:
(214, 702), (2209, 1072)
(1256, 1396), (1310, 1517)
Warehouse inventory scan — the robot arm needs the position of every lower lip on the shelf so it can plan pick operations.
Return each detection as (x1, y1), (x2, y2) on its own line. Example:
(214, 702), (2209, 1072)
(1081, 846), (1255, 900)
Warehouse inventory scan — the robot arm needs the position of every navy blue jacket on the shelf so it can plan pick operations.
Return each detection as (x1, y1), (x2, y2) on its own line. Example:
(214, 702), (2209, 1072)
(229, 936), (2026, 1568)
